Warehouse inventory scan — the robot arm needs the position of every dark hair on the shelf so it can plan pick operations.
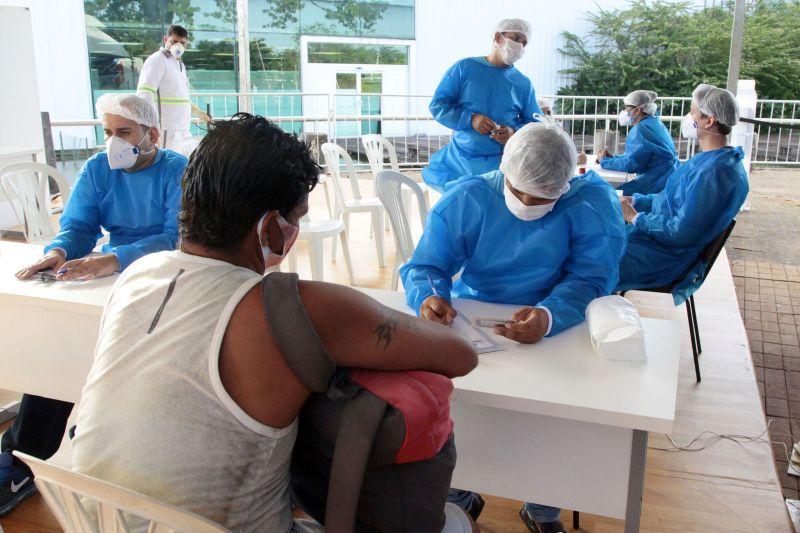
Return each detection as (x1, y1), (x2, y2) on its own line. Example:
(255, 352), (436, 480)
(167, 25), (188, 38)
(179, 113), (319, 249)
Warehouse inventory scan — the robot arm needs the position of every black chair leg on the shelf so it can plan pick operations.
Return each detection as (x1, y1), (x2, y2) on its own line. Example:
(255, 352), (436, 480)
(573, 510), (580, 529)
(685, 300), (701, 382)
(689, 295), (701, 354)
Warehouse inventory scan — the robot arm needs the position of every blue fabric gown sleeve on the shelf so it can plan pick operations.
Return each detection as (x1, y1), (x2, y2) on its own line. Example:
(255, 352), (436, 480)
(110, 166), (181, 271)
(600, 129), (648, 173)
(428, 62), (475, 132)
(515, 84), (542, 130)
(631, 192), (654, 212)
(399, 208), (470, 313)
(44, 162), (102, 260)
(633, 166), (729, 247)
(538, 204), (627, 336)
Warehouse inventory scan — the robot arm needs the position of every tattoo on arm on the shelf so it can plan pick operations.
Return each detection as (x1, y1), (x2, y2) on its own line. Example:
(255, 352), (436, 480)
(373, 315), (398, 350)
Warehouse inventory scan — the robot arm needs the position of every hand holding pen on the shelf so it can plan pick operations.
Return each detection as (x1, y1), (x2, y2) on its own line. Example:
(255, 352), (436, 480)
(419, 274), (457, 326)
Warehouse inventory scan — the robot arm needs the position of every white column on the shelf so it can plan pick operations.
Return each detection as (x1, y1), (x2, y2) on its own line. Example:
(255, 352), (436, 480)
(236, 0), (250, 113)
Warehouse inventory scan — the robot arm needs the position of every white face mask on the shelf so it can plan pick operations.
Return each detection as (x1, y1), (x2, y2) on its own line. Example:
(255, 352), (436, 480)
(256, 212), (299, 272)
(504, 184), (556, 221)
(617, 109), (634, 127)
(105, 131), (154, 170)
(681, 113), (698, 139)
(169, 42), (185, 59)
(497, 35), (525, 65)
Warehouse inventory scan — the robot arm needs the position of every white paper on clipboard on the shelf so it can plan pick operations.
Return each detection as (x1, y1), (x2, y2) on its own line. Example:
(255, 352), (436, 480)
(452, 313), (504, 354)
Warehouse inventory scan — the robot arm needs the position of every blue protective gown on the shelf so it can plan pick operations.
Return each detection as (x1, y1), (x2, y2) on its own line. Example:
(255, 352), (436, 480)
(400, 170), (627, 336)
(44, 149), (186, 270)
(422, 57), (541, 192)
(617, 146), (749, 303)
(601, 114), (679, 196)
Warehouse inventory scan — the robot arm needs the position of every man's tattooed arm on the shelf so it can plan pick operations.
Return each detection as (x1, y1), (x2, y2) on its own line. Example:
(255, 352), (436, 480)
(372, 310), (416, 350)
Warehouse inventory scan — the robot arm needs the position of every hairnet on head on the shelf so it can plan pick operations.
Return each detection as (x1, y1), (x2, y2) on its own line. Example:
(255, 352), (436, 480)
(695, 86), (739, 127)
(96, 93), (158, 128)
(537, 97), (553, 110)
(691, 83), (715, 106)
(495, 18), (531, 41)
(499, 122), (577, 199)
(624, 90), (658, 115)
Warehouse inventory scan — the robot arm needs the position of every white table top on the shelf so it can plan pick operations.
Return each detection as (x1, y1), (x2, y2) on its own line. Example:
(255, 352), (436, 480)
(359, 288), (681, 433)
(0, 241), (679, 436)
(0, 147), (41, 159)
(580, 154), (631, 185)
(0, 241), (116, 312)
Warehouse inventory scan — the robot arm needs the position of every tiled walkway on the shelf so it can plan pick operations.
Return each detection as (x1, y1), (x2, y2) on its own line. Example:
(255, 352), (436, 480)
(727, 168), (800, 502)
(732, 261), (800, 500)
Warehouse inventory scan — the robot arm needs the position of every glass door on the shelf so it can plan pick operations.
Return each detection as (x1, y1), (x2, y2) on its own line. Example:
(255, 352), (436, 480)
(335, 72), (358, 138)
(360, 72), (382, 135)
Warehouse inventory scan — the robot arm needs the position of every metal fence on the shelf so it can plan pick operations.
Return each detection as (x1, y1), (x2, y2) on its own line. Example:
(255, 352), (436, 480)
(49, 92), (800, 170)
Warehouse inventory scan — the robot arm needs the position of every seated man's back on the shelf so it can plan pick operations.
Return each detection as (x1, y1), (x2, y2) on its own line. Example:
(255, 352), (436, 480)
(73, 251), (297, 530)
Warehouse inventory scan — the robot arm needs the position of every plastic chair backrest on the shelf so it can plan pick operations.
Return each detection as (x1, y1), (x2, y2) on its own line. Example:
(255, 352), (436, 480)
(375, 170), (428, 263)
(321, 142), (365, 205)
(0, 162), (71, 243)
(362, 134), (400, 176)
(13, 451), (229, 533)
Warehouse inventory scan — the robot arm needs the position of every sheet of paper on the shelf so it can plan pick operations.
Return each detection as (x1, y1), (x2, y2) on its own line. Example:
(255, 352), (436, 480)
(452, 312), (504, 354)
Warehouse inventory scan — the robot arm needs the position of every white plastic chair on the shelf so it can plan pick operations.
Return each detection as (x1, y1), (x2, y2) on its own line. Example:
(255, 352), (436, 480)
(287, 214), (355, 284)
(361, 134), (430, 221)
(320, 142), (385, 268)
(375, 170), (429, 290)
(0, 162), (72, 244)
(13, 451), (229, 533)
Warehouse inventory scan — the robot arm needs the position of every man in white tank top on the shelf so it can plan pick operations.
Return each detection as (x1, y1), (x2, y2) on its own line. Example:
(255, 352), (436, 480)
(72, 114), (479, 532)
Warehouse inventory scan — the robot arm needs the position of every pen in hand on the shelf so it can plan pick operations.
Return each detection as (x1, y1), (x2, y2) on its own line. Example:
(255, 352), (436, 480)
(427, 274), (439, 298)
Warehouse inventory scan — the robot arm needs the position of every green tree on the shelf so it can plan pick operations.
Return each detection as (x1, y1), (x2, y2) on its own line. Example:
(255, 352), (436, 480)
(558, 0), (800, 100)
(260, 0), (388, 36)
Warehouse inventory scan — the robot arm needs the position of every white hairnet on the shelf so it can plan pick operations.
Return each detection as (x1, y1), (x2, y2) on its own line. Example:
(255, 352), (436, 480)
(495, 18), (531, 41)
(691, 83), (715, 106)
(499, 122), (577, 199)
(695, 85), (739, 127)
(624, 90), (658, 115)
(96, 93), (158, 128)
(537, 97), (553, 110)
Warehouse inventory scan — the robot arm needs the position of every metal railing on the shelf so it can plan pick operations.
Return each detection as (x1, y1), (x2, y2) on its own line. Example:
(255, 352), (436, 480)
(49, 92), (800, 170)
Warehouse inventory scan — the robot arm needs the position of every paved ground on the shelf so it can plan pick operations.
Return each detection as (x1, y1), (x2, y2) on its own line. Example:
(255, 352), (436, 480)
(727, 168), (800, 501)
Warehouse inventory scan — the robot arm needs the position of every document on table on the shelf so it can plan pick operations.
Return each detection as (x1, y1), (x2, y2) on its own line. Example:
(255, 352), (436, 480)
(452, 312), (504, 354)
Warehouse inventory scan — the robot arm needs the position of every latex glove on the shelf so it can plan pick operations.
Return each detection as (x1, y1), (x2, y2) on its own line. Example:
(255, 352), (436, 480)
(620, 196), (638, 223)
(494, 306), (549, 344)
(420, 295), (457, 326)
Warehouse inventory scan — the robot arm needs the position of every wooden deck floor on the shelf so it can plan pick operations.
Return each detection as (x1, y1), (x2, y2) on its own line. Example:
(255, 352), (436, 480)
(0, 179), (791, 532)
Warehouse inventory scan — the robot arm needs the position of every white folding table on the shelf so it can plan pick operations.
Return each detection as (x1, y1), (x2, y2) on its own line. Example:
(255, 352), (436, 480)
(359, 288), (681, 533)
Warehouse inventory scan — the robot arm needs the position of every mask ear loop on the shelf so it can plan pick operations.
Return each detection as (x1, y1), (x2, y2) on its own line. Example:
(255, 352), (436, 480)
(137, 128), (156, 155)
